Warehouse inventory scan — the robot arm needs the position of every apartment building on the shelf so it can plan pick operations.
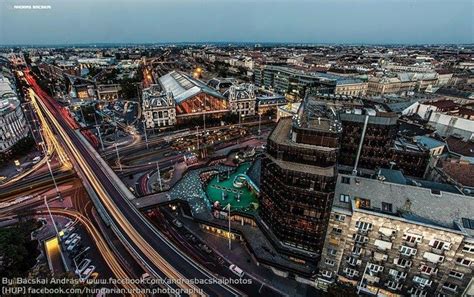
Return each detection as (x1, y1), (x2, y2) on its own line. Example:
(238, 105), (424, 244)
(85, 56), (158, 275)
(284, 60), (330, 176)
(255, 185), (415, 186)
(317, 169), (474, 296)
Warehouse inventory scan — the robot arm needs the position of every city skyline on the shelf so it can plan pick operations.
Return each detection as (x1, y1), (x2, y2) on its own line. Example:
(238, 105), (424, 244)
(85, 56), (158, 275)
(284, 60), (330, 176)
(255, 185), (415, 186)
(1, 0), (473, 45)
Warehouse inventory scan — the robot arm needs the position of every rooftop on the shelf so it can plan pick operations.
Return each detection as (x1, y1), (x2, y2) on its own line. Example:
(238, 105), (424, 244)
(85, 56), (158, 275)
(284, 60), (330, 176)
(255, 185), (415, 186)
(159, 71), (225, 104)
(446, 136), (474, 157)
(334, 170), (474, 235)
(414, 135), (445, 150)
(294, 97), (342, 133)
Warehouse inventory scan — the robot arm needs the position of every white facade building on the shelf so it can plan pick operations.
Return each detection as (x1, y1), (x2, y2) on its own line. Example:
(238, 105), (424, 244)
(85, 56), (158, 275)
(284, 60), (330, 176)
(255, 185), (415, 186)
(142, 85), (176, 129)
(0, 76), (28, 152)
(225, 84), (257, 117)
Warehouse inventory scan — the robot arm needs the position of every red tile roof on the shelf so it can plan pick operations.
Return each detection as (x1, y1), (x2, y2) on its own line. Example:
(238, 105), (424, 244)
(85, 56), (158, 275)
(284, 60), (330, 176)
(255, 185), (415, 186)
(440, 160), (474, 187)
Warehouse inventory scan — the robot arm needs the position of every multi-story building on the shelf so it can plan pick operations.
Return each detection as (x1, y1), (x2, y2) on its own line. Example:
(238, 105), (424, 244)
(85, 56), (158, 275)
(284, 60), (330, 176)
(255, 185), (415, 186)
(224, 83), (257, 117)
(96, 84), (121, 101)
(141, 84), (176, 129)
(259, 97), (342, 256)
(0, 76), (28, 152)
(367, 72), (439, 96)
(338, 106), (430, 177)
(318, 169), (474, 296)
(254, 65), (348, 100)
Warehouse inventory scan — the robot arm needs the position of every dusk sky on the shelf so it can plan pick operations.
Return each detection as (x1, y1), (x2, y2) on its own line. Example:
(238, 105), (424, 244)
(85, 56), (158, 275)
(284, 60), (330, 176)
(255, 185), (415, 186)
(1, 0), (472, 45)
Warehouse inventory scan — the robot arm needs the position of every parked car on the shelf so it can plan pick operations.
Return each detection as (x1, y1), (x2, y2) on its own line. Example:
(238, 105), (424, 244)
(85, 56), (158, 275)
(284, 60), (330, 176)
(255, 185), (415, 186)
(229, 264), (244, 278)
(80, 265), (95, 281)
(67, 237), (81, 251)
(75, 259), (91, 275)
(172, 219), (183, 228)
(64, 233), (79, 245)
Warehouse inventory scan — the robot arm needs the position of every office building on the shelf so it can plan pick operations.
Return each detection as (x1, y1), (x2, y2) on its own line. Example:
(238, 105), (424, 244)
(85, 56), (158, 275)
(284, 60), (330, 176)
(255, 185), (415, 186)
(259, 97), (341, 255)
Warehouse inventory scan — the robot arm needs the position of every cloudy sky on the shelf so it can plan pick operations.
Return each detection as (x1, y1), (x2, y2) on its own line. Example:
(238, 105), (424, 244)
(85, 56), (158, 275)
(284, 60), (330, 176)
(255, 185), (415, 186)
(0, 0), (472, 45)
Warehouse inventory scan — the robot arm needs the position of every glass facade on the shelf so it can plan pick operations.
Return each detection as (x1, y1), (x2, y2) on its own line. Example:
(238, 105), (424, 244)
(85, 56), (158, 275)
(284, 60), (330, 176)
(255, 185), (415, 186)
(259, 109), (340, 255)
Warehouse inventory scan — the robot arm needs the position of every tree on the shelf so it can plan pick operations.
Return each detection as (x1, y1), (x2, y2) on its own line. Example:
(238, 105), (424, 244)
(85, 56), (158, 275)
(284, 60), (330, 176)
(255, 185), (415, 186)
(0, 219), (41, 278)
(326, 283), (358, 297)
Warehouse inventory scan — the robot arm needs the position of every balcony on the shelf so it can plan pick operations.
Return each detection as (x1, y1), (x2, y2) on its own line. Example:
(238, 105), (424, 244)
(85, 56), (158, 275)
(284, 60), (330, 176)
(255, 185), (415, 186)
(422, 251), (445, 264)
(374, 239), (392, 251)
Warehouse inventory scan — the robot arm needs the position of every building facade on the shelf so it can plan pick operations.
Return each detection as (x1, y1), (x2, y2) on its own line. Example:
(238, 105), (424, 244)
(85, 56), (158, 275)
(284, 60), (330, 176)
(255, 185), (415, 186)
(0, 76), (28, 152)
(142, 84), (176, 129)
(259, 97), (342, 256)
(339, 107), (429, 177)
(159, 71), (228, 125)
(224, 83), (257, 117)
(317, 171), (474, 296)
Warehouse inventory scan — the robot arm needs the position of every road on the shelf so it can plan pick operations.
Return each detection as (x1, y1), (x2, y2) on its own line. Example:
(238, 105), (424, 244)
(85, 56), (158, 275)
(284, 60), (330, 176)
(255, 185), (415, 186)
(25, 70), (246, 296)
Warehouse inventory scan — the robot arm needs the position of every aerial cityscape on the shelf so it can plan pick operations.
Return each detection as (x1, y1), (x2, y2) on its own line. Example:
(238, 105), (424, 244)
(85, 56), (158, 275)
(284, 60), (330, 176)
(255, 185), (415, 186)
(0, 0), (473, 296)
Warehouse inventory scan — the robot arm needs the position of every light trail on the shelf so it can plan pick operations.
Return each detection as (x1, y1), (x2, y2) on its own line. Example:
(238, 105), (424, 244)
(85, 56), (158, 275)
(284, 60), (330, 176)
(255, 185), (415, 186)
(26, 73), (212, 296)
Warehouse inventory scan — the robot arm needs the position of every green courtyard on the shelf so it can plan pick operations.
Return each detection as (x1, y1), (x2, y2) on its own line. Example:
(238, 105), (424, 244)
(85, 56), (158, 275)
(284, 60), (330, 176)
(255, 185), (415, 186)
(205, 163), (259, 211)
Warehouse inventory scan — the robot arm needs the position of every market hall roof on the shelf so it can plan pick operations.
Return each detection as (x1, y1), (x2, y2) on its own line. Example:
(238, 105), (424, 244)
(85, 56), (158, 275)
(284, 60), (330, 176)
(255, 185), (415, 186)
(158, 71), (225, 104)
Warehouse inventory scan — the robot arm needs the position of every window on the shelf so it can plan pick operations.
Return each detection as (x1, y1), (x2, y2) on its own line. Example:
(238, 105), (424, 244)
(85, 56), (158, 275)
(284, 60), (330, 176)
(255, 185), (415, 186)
(356, 198), (371, 208)
(346, 256), (359, 266)
(335, 214), (346, 221)
(456, 257), (472, 267)
(408, 288), (427, 297)
(403, 233), (423, 244)
(341, 176), (350, 184)
(352, 245), (362, 256)
(327, 248), (337, 256)
(413, 276), (432, 287)
(355, 221), (372, 232)
(400, 245), (417, 256)
(442, 282), (457, 292)
(332, 227), (342, 235)
(324, 259), (335, 266)
(353, 234), (369, 243)
(429, 239), (450, 250)
(368, 263), (384, 273)
(462, 243), (474, 253)
(420, 265), (437, 275)
(389, 269), (407, 280)
(382, 202), (393, 213)
(386, 280), (402, 291)
(448, 270), (464, 279)
(339, 194), (350, 203)
(394, 258), (412, 268)
(321, 270), (333, 278)
(343, 267), (359, 278)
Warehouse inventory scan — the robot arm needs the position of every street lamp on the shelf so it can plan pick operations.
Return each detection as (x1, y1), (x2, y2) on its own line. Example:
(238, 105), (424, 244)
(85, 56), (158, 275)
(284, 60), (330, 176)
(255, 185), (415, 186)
(39, 130), (61, 199)
(142, 119), (149, 149)
(196, 126), (200, 152)
(114, 143), (122, 171)
(226, 203), (232, 251)
(149, 161), (163, 192)
(96, 125), (105, 151)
